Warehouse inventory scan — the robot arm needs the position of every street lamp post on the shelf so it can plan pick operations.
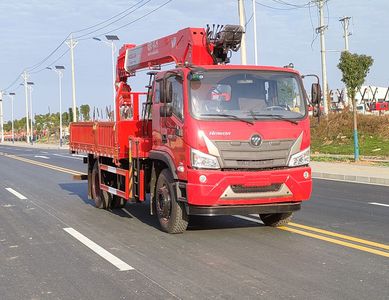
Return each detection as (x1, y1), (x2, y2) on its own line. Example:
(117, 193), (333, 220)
(47, 66), (65, 147)
(9, 93), (15, 143)
(27, 82), (34, 144)
(21, 71), (30, 143)
(93, 35), (119, 121)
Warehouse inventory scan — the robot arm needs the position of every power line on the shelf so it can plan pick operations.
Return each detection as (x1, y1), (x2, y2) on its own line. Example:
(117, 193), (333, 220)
(270, 0), (313, 8)
(72, 0), (147, 34)
(3, 0), (172, 92)
(27, 34), (70, 72)
(3, 71), (23, 92)
(89, 0), (174, 39)
(308, 2), (319, 49)
(74, 0), (153, 39)
(255, 1), (300, 10)
(255, 0), (312, 10)
(30, 49), (70, 75)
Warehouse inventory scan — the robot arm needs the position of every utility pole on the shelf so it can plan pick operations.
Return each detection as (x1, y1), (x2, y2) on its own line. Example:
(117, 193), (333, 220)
(66, 34), (78, 122)
(339, 16), (351, 51)
(9, 93), (15, 143)
(21, 71), (30, 143)
(110, 40), (117, 121)
(55, 66), (65, 147)
(340, 16), (351, 106)
(238, 0), (247, 65)
(252, 0), (258, 65)
(0, 91), (3, 143)
(316, 0), (329, 115)
(28, 85), (33, 144)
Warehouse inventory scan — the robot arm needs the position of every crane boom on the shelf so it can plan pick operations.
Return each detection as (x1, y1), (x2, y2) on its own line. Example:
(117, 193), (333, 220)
(121, 25), (244, 75)
(124, 27), (213, 73)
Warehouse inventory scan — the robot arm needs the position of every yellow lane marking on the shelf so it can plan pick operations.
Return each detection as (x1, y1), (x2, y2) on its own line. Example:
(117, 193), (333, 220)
(288, 222), (389, 251)
(279, 226), (389, 258)
(4, 154), (84, 176)
(3, 151), (389, 258)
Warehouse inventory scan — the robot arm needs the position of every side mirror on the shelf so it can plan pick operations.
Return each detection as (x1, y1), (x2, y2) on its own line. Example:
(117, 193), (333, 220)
(160, 105), (173, 117)
(311, 83), (322, 105)
(161, 81), (173, 103)
(313, 106), (320, 118)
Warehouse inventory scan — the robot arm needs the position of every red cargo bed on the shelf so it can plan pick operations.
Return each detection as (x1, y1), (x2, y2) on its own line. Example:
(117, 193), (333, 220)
(69, 92), (152, 160)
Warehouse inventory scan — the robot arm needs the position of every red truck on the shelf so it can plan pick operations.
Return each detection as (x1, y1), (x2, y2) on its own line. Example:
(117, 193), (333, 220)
(369, 101), (389, 112)
(70, 25), (319, 233)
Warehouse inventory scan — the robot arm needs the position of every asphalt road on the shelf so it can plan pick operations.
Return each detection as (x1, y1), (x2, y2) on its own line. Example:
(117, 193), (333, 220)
(0, 144), (388, 299)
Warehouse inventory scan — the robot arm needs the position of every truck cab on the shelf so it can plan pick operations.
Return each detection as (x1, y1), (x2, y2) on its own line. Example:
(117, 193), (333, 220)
(70, 25), (318, 233)
(149, 65), (311, 223)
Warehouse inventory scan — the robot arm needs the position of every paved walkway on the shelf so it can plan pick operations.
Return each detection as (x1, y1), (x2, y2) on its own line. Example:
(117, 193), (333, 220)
(311, 161), (389, 186)
(0, 141), (69, 150)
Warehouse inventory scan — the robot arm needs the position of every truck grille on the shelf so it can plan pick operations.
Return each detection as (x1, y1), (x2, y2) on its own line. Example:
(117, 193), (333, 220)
(231, 184), (282, 194)
(214, 139), (294, 169)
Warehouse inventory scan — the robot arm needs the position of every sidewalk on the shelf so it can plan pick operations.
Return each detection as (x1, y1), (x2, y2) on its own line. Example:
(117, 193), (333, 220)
(310, 161), (389, 186)
(0, 141), (69, 150)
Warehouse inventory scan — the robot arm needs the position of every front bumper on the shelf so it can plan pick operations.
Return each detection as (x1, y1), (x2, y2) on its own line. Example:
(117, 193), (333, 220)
(187, 202), (301, 216)
(185, 166), (312, 207)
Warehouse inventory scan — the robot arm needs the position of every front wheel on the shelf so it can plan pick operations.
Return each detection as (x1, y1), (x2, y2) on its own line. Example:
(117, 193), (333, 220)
(260, 212), (293, 227)
(155, 169), (188, 233)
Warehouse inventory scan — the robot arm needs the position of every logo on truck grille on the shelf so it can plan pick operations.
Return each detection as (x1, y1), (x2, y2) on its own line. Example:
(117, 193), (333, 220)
(250, 134), (262, 147)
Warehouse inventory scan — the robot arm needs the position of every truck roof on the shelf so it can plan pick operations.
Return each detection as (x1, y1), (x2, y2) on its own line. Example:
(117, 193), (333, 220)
(198, 64), (301, 75)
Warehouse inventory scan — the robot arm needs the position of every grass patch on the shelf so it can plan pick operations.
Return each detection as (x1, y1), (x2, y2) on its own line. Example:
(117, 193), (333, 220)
(311, 112), (389, 157)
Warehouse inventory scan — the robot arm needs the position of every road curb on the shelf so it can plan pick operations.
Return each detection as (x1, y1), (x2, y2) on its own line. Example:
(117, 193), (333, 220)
(0, 142), (69, 150)
(312, 172), (389, 187)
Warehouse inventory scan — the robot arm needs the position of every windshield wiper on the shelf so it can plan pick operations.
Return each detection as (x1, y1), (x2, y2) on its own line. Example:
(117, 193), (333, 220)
(200, 113), (254, 125)
(250, 113), (298, 125)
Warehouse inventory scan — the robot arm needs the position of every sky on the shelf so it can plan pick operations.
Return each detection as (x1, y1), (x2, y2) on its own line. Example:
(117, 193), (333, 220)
(1, 0), (388, 121)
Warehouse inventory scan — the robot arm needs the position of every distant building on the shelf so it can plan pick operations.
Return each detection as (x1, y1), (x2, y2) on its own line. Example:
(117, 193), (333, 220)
(331, 86), (388, 104)
(355, 86), (389, 104)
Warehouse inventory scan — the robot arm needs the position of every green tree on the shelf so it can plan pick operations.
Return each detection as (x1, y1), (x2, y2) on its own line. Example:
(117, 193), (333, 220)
(68, 107), (80, 122)
(62, 111), (69, 126)
(80, 104), (90, 121)
(337, 51), (374, 161)
(4, 121), (12, 132)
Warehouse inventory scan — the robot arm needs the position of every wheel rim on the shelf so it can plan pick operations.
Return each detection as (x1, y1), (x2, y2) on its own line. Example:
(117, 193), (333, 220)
(157, 184), (172, 220)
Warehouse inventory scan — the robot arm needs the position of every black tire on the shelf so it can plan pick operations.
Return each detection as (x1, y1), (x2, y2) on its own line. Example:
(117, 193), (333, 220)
(111, 196), (126, 209)
(260, 212), (293, 227)
(91, 161), (110, 209)
(155, 169), (188, 233)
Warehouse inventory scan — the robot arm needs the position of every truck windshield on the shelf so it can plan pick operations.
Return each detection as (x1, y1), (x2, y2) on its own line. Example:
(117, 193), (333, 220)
(190, 70), (306, 121)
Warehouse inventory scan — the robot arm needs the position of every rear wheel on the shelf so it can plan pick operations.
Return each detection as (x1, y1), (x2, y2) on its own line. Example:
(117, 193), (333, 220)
(155, 169), (188, 233)
(111, 196), (126, 209)
(91, 161), (111, 209)
(260, 212), (293, 227)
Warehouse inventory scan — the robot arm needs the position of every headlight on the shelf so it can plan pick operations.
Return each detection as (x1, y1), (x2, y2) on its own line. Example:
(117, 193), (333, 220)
(191, 148), (220, 169)
(288, 147), (310, 167)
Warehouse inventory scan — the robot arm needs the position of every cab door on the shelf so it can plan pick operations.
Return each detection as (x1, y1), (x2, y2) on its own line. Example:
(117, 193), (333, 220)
(164, 75), (186, 173)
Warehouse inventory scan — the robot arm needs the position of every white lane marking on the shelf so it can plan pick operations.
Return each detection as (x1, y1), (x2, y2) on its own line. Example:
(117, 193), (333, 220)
(41, 151), (49, 154)
(72, 154), (87, 158)
(369, 202), (389, 208)
(63, 227), (134, 271)
(34, 155), (50, 159)
(5, 188), (27, 200)
(234, 215), (263, 224)
(121, 208), (132, 217)
(313, 177), (389, 187)
(53, 153), (83, 160)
